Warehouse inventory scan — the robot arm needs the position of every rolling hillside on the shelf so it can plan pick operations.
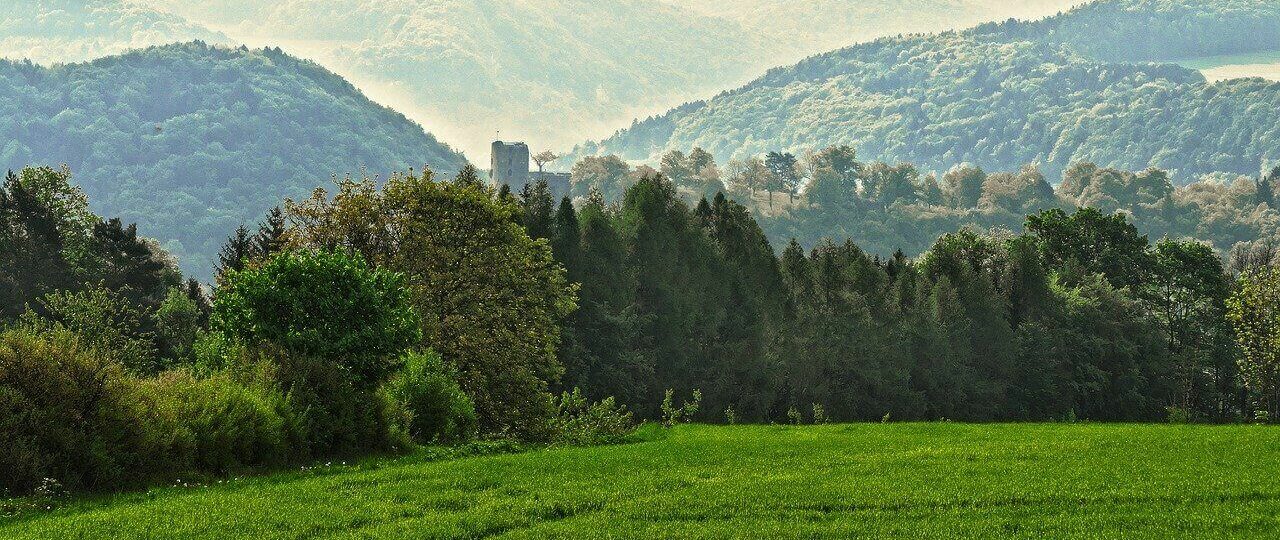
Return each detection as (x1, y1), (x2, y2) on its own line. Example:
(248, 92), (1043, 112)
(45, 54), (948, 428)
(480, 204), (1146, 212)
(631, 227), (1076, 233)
(0, 0), (230, 64)
(575, 0), (1280, 182)
(0, 42), (468, 279)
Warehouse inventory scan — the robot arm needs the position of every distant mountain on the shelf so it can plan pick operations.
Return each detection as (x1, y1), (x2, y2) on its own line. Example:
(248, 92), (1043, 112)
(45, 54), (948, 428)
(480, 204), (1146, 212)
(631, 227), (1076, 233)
(574, 0), (1280, 182)
(982, 0), (1280, 63)
(0, 43), (468, 279)
(0, 0), (230, 64)
(128, 0), (767, 161)
(662, 0), (1082, 64)
(128, 1), (1103, 161)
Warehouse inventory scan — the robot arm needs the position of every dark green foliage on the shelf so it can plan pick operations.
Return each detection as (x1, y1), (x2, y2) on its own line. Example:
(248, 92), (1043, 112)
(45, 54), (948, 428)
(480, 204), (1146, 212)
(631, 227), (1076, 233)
(520, 179), (556, 241)
(212, 249), (421, 389)
(0, 328), (147, 493)
(256, 346), (395, 456)
(153, 287), (204, 366)
(382, 350), (478, 445)
(0, 43), (468, 279)
(554, 171), (1241, 423)
(1026, 207), (1153, 292)
(20, 285), (158, 374)
(215, 226), (255, 283)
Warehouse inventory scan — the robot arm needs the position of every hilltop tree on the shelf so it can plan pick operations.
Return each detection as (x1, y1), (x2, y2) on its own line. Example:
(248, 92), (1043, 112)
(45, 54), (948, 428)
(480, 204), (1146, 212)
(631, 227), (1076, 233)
(533, 151), (559, 180)
(570, 155), (632, 201)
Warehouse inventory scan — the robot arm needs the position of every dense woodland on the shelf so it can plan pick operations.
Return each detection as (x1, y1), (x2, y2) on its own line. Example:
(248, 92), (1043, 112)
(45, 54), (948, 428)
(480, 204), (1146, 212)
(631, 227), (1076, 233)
(571, 144), (1280, 264)
(0, 42), (467, 279)
(573, 0), (1280, 179)
(6, 153), (1280, 496)
(982, 0), (1280, 63)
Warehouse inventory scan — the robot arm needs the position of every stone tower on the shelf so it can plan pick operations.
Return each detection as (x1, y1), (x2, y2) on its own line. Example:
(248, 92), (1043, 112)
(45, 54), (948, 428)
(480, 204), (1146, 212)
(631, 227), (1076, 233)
(490, 141), (530, 190)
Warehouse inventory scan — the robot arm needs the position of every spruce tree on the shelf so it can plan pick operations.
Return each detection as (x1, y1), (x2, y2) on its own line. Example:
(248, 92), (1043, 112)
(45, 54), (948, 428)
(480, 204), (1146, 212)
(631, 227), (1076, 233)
(215, 225), (256, 282)
(254, 206), (287, 257)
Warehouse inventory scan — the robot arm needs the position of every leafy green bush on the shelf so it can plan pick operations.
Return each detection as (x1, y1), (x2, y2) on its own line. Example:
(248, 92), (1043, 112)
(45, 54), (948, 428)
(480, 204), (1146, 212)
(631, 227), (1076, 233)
(382, 351), (477, 445)
(212, 249), (421, 389)
(243, 345), (395, 457)
(135, 371), (301, 475)
(19, 284), (157, 373)
(660, 389), (702, 427)
(0, 327), (149, 493)
(550, 388), (635, 446)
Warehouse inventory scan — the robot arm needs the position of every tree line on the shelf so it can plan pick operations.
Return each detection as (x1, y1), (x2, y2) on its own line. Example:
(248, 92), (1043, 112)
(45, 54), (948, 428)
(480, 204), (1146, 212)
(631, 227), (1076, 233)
(522, 169), (1272, 424)
(5, 158), (1280, 497)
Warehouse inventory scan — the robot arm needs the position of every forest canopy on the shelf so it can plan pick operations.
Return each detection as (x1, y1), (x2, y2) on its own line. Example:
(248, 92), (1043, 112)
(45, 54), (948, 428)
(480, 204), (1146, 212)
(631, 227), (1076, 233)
(572, 0), (1280, 181)
(0, 42), (468, 279)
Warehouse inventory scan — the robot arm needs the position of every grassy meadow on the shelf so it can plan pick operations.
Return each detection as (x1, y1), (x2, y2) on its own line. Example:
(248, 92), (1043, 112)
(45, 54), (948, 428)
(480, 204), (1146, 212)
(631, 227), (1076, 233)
(4, 423), (1279, 539)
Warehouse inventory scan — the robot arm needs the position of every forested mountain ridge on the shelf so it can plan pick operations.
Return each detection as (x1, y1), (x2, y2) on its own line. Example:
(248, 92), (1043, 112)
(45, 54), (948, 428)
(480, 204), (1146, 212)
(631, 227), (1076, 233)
(0, 42), (468, 279)
(980, 0), (1280, 63)
(1, 0), (230, 64)
(660, 0), (1081, 67)
(125, 0), (767, 160)
(573, 0), (1280, 181)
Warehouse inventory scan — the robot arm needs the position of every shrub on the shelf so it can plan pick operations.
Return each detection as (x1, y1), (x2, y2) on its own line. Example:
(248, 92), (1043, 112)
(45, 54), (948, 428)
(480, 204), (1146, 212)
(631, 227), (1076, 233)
(153, 287), (203, 366)
(212, 249), (421, 390)
(382, 351), (477, 445)
(787, 406), (803, 425)
(19, 284), (157, 373)
(134, 371), (300, 475)
(660, 388), (702, 427)
(243, 345), (395, 457)
(724, 406), (737, 425)
(812, 403), (828, 424)
(550, 388), (635, 446)
(0, 327), (149, 494)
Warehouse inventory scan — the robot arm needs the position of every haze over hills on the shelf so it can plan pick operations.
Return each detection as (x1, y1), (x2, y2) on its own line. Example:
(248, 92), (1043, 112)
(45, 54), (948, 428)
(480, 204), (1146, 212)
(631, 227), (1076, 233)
(0, 42), (467, 279)
(661, 0), (1083, 65)
(0, 0), (230, 64)
(574, 0), (1280, 181)
(116, 0), (1082, 160)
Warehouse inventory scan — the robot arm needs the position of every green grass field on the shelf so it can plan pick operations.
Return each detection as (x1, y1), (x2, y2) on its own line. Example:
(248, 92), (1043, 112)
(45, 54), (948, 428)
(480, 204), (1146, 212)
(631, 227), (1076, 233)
(4, 423), (1279, 539)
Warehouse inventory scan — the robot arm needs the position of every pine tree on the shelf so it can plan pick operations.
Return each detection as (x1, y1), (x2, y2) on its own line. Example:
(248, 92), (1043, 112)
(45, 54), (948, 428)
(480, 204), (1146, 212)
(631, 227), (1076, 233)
(254, 206), (286, 258)
(215, 225), (256, 282)
(455, 164), (484, 187)
(520, 179), (556, 240)
(551, 197), (580, 279)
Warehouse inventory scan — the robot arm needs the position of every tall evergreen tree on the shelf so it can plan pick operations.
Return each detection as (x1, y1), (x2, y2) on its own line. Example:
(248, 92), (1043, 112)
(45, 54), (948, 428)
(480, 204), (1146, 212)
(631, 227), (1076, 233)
(254, 206), (287, 258)
(215, 225), (256, 282)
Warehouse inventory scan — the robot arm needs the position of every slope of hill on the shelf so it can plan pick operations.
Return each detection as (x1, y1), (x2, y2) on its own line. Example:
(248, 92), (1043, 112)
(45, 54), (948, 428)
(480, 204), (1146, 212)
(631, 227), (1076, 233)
(5, 424), (1278, 538)
(574, 0), (1280, 181)
(0, 0), (230, 64)
(981, 0), (1280, 63)
(0, 42), (468, 279)
(131, 0), (766, 160)
(128, 1), (1110, 161)
(663, 0), (1082, 64)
